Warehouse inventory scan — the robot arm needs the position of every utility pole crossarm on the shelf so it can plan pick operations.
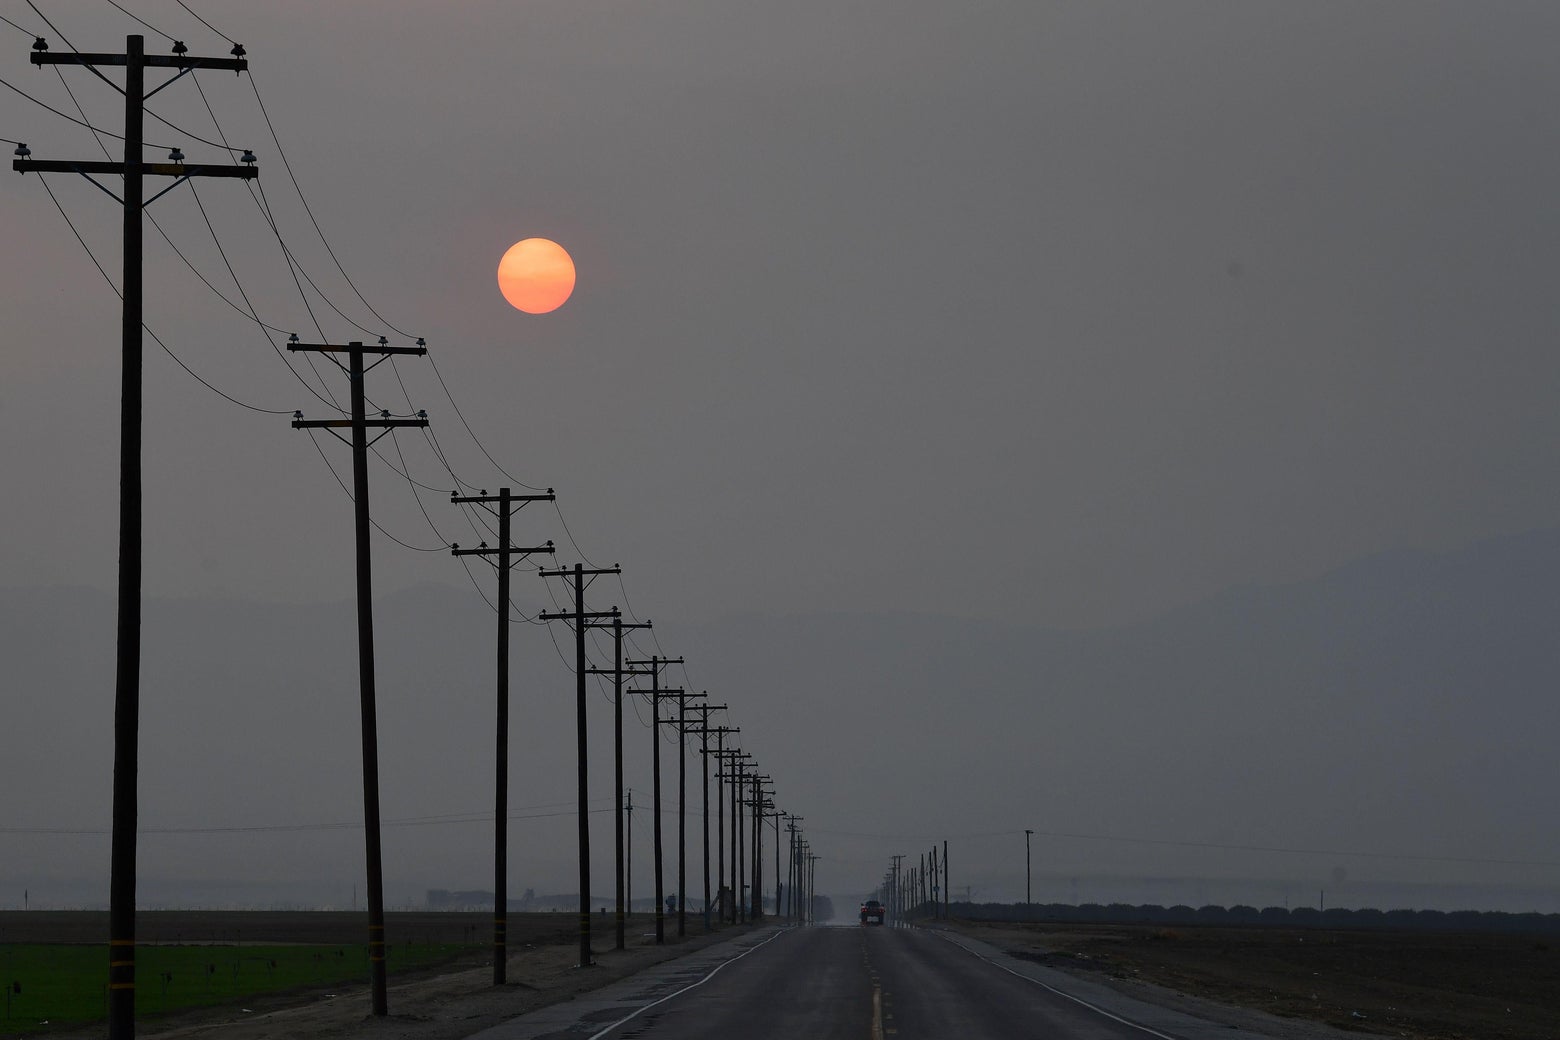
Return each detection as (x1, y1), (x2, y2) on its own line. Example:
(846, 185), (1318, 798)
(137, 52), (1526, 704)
(451, 543), (554, 557)
(32, 50), (248, 72)
(293, 418), (428, 430)
(288, 341), (428, 356)
(14, 159), (256, 178)
(451, 491), (555, 505)
(536, 609), (619, 621)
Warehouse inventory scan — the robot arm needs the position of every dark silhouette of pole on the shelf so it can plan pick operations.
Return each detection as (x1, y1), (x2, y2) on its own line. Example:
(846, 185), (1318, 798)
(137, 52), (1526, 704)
(626, 657), (682, 944)
(773, 808), (781, 919)
(687, 708), (729, 930)
(943, 840), (950, 918)
(614, 623), (628, 949)
(113, 45), (145, 1037)
(652, 664), (666, 941)
(17, 36), (253, 1037)
(538, 564), (620, 967)
(292, 340), (429, 1015)
(786, 817), (803, 920)
(708, 727), (737, 921)
(584, 623), (651, 951)
(735, 756), (748, 922)
(668, 689), (706, 936)
(891, 855), (904, 925)
(715, 748), (749, 924)
(750, 776), (770, 919)
(726, 756), (743, 923)
(451, 490), (554, 983)
(1025, 828), (1034, 906)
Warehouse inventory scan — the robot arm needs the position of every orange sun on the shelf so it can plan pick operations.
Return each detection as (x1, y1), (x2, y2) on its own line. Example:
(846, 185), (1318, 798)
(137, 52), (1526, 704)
(497, 238), (576, 314)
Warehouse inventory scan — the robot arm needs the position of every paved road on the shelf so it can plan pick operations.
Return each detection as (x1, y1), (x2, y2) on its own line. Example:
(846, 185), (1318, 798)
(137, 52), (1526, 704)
(472, 924), (1276, 1040)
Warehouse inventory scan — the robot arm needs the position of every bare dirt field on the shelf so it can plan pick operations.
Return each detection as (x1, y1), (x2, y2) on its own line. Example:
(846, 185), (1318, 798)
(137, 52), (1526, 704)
(1, 910), (748, 1040)
(947, 918), (1560, 1040)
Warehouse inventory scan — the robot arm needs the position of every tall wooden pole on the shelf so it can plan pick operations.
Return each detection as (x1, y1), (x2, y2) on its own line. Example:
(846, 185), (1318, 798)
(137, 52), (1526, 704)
(452, 492), (552, 983)
(107, 36), (144, 1040)
(572, 564), (591, 966)
(347, 341), (390, 1014)
(651, 658), (664, 943)
(492, 491), (510, 983)
(613, 617), (625, 950)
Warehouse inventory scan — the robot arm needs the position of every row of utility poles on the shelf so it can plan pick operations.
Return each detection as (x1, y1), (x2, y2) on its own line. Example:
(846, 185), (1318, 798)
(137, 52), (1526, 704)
(12, 31), (822, 1039)
(877, 829), (1050, 926)
(878, 842), (952, 924)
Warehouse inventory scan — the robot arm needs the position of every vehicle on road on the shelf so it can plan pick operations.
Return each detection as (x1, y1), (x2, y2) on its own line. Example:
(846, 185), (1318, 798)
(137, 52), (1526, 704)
(859, 899), (885, 925)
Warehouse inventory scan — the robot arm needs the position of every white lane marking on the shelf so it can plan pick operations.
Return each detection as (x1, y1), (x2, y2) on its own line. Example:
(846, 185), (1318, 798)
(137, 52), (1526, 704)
(930, 930), (1181, 1040)
(586, 927), (790, 1040)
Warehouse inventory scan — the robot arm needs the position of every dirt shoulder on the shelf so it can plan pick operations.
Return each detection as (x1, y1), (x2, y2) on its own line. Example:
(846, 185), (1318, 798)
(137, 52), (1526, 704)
(941, 918), (1560, 1040)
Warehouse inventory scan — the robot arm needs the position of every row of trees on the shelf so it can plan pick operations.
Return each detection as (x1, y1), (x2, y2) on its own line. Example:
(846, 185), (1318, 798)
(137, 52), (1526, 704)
(942, 901), (1560, 934)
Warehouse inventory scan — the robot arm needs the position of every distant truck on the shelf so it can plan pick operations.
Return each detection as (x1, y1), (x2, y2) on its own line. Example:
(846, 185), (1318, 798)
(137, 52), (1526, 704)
(859, 899), (885, 925)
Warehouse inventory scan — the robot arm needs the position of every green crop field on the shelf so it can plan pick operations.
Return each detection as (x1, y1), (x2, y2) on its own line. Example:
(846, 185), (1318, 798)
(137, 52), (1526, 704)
(0, 940), (482, 1036)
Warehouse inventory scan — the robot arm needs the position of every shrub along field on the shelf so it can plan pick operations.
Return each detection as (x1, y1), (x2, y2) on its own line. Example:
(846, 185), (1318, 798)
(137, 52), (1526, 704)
(0, 911), (523, 1037)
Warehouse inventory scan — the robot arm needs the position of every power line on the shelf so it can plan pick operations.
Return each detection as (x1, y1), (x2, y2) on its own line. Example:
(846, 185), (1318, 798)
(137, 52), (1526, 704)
(33, 176), (290, 415)
(174, 0), (237, 46)
(422, 350), (548, 492)
(24, 0), (77, 52)
(245, 70), (414, 339)
(103, 0), (174, 42)
(0, 73), (170, 147)
(0, 13), (42, 36)
(302, 429), (445, 552)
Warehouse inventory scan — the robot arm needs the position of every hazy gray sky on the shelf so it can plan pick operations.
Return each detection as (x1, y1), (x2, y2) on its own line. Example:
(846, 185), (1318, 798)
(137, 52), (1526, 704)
(4, 2), (1560, 909)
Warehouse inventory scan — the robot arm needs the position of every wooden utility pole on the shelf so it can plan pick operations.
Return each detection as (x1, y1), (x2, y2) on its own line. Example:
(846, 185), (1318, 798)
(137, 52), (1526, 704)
(706, 726), (738, 921)
(784, 815), (802, 919)
(944, 840), (950, 918)
(292, 340), (429, 1014)
(715, 751), (749, 923)
(625, 656), (682, 943)
(891, 855), (905, 925)
(15, 35), (254, 1039)
(450, 490), (554, 983)
(776, 810), (786, 916)
(538, 564), (620, 967)
(1025, 828), (1034, 907)
(750, 776), (771, 919)
(726, 752), (753, 923)
(928, 846), (935, 917)
(685, 707), (729, 930)
(583, 619), (651, 950)
(666, 688), (706, 935)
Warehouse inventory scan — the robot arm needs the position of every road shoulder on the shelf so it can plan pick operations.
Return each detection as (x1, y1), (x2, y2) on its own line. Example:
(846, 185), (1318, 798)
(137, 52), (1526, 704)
(927, 923), (1359, 1040)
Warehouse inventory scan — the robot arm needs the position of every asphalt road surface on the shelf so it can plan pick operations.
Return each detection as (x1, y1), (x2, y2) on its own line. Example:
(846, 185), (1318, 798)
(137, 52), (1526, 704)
(474, 924), (1266, 1040)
